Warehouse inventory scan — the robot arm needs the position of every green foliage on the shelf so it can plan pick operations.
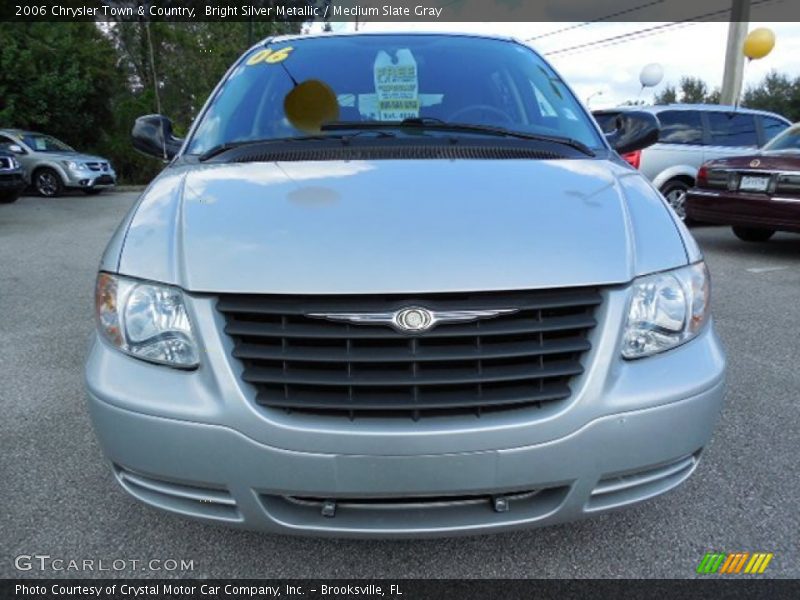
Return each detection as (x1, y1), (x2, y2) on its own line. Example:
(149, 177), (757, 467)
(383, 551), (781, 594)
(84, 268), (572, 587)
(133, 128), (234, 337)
(652, 71), (799, 121)
(108, 22), (300, 132)
(654, 85), (677, 105)
(654, 77), (720, 105)
(0, 21), (301, 184)
(742, 70), (800, 122)
(0, 23), (118, 148)
(679, 77), (710, 103)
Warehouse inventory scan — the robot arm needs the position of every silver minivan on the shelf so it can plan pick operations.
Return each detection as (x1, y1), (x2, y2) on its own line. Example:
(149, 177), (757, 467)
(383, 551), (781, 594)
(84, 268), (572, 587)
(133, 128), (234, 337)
(594, 104), (790, 219)
(86, 33), (726, 537)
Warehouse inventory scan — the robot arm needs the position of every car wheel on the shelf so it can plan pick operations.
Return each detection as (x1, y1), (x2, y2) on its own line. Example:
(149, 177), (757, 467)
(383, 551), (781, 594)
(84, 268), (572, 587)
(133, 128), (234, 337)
(660, 179), (691, 222)
(34, 168), (64, 197)
(83, 188), (103, 195)
(732, 226), (775, 242)
(0, 191), (21, 204)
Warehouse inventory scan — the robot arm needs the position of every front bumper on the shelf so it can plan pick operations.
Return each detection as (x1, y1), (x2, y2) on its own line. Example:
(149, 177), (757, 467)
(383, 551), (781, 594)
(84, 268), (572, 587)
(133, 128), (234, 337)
(85, 286), (727, 538)
(686, 189), (800, 233)
(87, 380), (723, 537)
(64, 168), (117, 190)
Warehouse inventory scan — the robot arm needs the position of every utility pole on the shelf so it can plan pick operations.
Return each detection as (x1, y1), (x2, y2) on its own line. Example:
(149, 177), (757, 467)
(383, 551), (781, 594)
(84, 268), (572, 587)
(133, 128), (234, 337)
(719, 0), (750, 106)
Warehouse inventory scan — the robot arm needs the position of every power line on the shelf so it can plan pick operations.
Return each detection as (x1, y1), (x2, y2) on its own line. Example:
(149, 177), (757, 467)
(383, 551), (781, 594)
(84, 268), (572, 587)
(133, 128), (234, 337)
(525, 0), (666, 42)
(543, 0), (780, 57)
(544, 21), (696, 57)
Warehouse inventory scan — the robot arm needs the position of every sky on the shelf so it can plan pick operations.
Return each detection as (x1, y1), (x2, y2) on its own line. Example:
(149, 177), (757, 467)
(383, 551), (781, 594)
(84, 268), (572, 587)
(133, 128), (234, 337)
(314, 20), (800, 109)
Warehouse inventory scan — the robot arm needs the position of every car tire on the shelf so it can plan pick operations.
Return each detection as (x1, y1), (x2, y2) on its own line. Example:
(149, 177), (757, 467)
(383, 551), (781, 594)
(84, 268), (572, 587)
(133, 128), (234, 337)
(660, 179), (692, 222)
(33, 168), (64, 197)
(0, 191), (21, 204)
(83, 188), (103, 195)
(732, 226), (775, 242)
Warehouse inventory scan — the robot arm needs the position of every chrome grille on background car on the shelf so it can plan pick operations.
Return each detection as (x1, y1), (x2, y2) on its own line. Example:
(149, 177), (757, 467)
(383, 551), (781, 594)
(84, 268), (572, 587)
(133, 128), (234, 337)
(217, 289), (601, 419)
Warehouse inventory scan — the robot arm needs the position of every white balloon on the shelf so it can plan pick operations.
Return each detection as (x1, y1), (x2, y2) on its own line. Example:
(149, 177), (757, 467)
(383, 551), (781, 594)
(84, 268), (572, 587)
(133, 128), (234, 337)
(640, 63), (664, 88)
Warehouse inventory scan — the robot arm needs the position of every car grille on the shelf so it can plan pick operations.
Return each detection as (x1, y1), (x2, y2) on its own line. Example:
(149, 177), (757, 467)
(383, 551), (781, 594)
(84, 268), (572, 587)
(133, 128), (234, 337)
(86, 162), (110, 172)
(217, 288), (601, 419)
(0, 157), (12, 170)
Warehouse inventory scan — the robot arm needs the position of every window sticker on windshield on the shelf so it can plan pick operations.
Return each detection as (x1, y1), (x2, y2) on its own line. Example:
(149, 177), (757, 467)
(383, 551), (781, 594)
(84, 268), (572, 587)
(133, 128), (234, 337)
(350, 94), (442, 120)
(246, 46), (293, 66)
(374, 49), (419, 121)
(34, 138), (47, 150)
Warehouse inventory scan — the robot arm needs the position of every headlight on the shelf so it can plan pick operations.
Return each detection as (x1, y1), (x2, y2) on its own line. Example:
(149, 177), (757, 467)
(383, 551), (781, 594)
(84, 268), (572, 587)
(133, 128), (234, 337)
(63, 160), (84, 171)
(95, 273), (199, 368)
(622, 262), (710, 359)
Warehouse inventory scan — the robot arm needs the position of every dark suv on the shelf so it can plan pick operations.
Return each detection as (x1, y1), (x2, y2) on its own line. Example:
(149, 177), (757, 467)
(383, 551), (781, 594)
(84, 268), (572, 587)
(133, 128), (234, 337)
(0, 147), (25, 203)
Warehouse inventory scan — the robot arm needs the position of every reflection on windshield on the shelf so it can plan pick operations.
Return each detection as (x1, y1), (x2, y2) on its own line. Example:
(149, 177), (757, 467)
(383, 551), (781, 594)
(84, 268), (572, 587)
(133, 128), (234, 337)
(188, 35), (602, 154)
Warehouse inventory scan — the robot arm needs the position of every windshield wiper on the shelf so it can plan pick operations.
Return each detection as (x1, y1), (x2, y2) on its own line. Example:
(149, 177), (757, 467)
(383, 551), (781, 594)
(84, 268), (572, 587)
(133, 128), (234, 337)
(198, 131), (397, 162)
(321, 118), (596, 157)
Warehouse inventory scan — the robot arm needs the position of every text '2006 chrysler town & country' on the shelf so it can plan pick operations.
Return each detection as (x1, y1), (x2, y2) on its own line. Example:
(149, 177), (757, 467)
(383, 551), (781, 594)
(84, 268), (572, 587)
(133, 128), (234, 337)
(86, 33), (726, 537)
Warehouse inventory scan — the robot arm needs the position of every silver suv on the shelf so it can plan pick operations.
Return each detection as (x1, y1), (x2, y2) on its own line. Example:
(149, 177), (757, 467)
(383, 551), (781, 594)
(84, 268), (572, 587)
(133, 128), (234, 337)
(594, 104), (790, 219)
(86, 33), (726, 537)
(0, 129), (116, 197)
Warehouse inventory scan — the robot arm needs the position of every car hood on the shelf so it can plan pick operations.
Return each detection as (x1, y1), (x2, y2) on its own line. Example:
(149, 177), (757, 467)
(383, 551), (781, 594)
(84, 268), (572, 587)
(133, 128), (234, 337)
(118, 159), (689, 294)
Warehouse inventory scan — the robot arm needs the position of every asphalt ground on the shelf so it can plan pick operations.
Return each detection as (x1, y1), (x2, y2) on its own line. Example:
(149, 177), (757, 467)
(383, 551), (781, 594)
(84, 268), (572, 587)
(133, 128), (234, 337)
(1, 191), (798, 579)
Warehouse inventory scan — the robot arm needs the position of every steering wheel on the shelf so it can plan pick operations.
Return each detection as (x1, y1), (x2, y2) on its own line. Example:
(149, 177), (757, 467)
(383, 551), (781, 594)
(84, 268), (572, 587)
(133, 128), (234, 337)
(448, 104), (512, 124)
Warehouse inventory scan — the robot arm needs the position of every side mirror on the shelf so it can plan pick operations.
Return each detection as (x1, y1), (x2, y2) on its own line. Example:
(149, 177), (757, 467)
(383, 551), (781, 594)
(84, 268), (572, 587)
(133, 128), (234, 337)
(597, 110), (660, 155)
(131, 114), (184, 161)
(8, 144), (26, 155)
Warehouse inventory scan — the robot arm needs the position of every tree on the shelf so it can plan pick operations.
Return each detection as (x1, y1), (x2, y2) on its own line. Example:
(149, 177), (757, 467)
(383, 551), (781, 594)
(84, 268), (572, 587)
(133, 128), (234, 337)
(742, 70), (800, 121)
(106, 21), (301, 131)
(0, 23), (119, 149)
(651, 77), (719, 105)
(679, 76), (710, 103)
(654, 85), (677, 104)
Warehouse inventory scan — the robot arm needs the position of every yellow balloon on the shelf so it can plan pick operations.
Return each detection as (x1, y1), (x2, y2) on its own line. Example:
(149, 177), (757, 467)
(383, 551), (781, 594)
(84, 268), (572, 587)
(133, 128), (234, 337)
(743, 28), (775, 60)
(283, 80), (340, 134)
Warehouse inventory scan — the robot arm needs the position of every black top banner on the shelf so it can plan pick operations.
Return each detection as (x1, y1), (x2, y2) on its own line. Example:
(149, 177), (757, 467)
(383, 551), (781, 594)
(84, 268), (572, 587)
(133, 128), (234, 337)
(4, 579), (800, 600)
(3, 0), (800, 23)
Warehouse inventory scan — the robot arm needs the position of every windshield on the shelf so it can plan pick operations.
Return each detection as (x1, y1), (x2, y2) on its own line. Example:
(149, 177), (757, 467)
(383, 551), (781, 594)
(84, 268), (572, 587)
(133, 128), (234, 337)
(187, 35), (603, 154)
(763, 124), (800, 152)
(22, 134), (74, 153)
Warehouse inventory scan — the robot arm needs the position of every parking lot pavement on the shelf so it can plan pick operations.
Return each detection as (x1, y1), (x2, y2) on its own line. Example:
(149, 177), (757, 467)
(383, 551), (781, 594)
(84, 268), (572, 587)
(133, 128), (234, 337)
(2, 192), (798, 579)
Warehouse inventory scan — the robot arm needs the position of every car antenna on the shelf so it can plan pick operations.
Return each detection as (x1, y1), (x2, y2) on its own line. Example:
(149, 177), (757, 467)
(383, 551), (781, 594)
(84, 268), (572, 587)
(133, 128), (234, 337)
(281, 62), (299, 88)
